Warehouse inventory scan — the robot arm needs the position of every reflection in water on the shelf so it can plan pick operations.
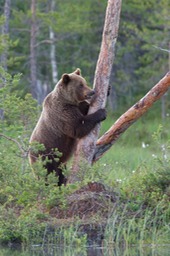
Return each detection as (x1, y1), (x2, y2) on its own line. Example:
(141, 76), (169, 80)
(0, 245), (170, 256)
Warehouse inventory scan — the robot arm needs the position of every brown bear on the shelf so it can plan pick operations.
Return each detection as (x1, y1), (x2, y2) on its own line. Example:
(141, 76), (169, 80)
(29, 69), (106, 186)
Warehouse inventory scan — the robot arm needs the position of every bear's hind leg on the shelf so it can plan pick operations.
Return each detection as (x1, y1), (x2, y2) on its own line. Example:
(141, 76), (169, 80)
(45, 160), (66, 186)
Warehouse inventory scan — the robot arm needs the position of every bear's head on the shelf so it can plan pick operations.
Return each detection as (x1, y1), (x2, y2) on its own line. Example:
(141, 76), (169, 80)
(58, 69), (95, 104)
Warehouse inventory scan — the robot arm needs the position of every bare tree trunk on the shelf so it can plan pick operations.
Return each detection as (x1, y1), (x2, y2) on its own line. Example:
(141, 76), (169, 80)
(30, 0), (37, 99)
(0, 0), (11, 120)
(49, 0), (58, 85)
(0, 0), (11, 71)
(69, 0), (122, 182)
(49, 27), (58, 84)
(93, 71), (170, 162)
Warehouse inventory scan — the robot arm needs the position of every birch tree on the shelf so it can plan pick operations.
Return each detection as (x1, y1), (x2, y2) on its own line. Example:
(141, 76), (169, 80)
(30, 0), (37, 100)
(49, 0), (58, 85)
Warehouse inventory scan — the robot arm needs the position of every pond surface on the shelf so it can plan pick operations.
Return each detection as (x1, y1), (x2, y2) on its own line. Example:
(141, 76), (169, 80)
(0, 244), (170, 256)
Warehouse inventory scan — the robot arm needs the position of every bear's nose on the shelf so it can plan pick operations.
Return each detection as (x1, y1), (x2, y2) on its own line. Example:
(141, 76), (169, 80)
(88, 90), (95, 96)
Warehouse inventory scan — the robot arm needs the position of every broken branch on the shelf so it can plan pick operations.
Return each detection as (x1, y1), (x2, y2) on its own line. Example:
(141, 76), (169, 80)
(93, 71), (170, 162)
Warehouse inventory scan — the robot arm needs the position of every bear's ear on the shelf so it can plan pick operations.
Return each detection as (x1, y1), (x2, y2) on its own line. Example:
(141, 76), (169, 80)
(74, 68), (81, 76)
(62, 74), (70, 84)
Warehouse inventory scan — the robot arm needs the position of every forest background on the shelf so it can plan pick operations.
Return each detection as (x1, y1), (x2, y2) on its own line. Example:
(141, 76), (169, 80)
(0, 0), (169, 112)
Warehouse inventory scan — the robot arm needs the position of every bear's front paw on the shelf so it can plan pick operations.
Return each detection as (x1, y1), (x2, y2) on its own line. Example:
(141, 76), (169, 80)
(97, 108), (107, 121)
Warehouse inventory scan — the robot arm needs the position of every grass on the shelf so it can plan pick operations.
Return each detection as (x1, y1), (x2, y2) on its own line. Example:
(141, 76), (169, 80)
(98, 106), (170, 181)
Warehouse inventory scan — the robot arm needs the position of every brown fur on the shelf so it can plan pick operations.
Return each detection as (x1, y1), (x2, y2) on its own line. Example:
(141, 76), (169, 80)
(29, 69), (106, 186)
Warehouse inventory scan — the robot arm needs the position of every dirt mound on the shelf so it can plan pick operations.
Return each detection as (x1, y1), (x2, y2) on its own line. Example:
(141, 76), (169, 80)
(49, 182), (118, 246)
(50, 182), (117, 219)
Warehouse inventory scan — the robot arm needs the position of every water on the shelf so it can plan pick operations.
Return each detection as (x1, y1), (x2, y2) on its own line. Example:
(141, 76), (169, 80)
(0, 245), (170, 256)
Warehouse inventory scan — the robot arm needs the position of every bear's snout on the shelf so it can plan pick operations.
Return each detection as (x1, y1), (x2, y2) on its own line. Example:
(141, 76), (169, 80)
(89, 90), (95, 96)
(86, 90), (95, 98)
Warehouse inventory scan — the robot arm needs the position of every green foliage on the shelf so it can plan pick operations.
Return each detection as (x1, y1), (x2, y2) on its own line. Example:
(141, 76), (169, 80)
(39, 0), (91, 33)
(119, 125), (170, 213)
(0, 69), (38, 139)
(121, 164), (170, 208)
(112, 0), (170, 108)
(1, 0), (170, 110)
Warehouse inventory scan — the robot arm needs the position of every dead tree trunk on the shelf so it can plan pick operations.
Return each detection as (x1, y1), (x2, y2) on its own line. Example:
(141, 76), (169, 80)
(93, 71), (170, 162)
(30, 0), (37, 99)
(49, 0), (58, 85)
(0, 0), (11, 119)
(0, 0), (11, 71)
(69, 0), (122, 182)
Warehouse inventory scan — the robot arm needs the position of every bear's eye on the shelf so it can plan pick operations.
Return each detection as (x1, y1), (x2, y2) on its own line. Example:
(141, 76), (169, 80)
(79, 83), (83, 88)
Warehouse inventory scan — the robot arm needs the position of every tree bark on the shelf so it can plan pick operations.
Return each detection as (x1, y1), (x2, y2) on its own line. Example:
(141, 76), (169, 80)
(30, 0), (37, 99)
(49, 0), (58, 85)
(0, 0), (11, 119)
(0, 0), (11, 71)
(93, 71), (170, 162)
(69, 0), (122, 182)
